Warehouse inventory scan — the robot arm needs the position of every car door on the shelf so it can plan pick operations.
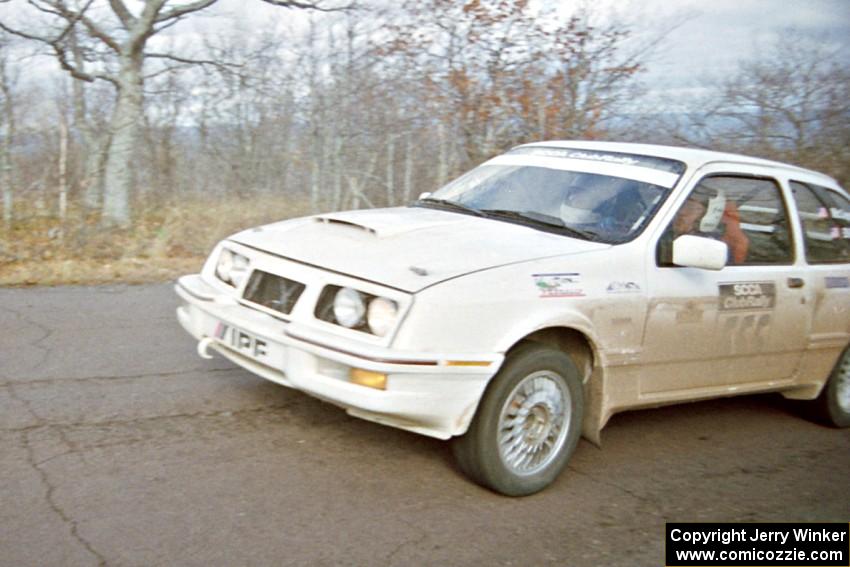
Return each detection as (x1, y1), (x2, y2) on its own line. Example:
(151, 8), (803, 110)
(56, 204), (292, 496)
(788, 180), (850, 352)
(639, 166), (810, 398)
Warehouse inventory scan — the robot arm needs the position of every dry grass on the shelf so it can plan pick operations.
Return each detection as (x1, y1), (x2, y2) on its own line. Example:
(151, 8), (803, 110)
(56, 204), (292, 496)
(0, 196), (312, 286)
(0, 257), (205, 286)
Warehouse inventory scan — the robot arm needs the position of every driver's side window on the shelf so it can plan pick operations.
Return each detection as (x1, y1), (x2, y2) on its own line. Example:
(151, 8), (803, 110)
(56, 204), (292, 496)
(657, 175), (793, 267)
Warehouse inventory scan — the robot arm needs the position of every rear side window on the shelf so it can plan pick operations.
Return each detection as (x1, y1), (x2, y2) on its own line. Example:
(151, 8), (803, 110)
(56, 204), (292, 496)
(790, 181), (850, 264)
(658, 175), (794, 266)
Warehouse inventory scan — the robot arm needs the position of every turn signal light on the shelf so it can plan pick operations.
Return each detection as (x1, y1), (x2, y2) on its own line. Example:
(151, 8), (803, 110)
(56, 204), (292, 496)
(349, 368), (387, 390)
(445, 360), (492, 367)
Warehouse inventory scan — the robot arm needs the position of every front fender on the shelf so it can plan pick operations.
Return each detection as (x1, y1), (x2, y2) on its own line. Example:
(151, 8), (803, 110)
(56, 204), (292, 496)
(492, 309), (600, 356)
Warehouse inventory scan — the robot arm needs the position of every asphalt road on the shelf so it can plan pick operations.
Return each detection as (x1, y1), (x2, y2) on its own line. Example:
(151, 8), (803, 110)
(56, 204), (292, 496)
(1, 284), (848, 567)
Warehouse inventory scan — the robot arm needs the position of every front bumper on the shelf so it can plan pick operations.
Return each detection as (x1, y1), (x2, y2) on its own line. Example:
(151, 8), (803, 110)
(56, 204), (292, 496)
(175, 274), (501, 439)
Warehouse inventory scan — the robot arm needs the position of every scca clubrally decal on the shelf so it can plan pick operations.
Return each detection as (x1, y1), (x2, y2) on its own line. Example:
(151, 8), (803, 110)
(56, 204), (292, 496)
(718, 281), (776, 311)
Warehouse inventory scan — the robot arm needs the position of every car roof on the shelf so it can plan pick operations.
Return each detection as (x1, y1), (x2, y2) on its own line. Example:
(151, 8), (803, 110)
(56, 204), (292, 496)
(522, 140), (840, 187)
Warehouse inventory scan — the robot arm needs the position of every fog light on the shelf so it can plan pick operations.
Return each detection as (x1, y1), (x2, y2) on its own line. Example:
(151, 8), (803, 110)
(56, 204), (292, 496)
(349, 368), (387, 390)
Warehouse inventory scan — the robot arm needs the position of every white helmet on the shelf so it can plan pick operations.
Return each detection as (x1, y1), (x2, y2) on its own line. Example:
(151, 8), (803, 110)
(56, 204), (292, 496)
(559, 184), (617, 225)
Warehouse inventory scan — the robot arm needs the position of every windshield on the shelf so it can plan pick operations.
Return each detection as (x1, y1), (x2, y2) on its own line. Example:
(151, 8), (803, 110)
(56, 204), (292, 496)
(419, 157), (675, 243)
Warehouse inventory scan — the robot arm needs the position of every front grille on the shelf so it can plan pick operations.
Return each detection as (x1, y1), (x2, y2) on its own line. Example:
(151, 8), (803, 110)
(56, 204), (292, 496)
(242, 270), (305, 316)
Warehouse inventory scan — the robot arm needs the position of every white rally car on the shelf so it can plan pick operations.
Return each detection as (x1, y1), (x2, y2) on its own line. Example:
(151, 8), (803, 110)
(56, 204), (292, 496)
(176, 141), (850, 495)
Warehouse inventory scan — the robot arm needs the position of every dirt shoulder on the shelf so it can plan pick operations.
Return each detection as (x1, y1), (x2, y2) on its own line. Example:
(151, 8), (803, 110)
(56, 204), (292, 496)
(0, 257), (205, 286)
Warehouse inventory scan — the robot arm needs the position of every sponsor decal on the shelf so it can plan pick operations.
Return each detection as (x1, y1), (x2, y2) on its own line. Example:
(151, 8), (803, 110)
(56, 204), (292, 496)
(533, 272), (584, 298)
(825, 276), (850, 289)
(718, 282), (776, 311)
(606, 281), (641, 294)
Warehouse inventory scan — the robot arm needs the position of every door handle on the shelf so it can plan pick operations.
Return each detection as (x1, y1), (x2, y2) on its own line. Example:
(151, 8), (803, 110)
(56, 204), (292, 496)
(787, 277), (805, 289)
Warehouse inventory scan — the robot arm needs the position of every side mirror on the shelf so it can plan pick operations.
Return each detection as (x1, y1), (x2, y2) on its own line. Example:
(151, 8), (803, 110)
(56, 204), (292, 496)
(418, 192), (432, 200)
(673, 235), (728, 270)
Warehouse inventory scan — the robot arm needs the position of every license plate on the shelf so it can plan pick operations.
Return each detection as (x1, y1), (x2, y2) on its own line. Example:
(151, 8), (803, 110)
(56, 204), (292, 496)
(214, 322), (269, 359)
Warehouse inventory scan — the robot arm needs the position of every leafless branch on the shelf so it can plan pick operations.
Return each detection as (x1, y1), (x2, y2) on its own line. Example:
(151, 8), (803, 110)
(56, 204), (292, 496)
(154, 0), (217, 23)
(152, 15), (186, 34)
(143, 63), (186, 81)
(0, 0), (118, 86)
(259, 0), (356, 12)
(28, 0), (121, 52)
(25, 0), (63, 18)
(53, 42), (119, 86)
(147, 52), (243, 73)
(0, 18), (52, 43)
(108, 0), (135, 28)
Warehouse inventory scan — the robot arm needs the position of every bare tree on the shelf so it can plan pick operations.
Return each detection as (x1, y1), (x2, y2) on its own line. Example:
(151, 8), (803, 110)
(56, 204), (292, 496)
(377, 0), (652, 172)
(667, 32), (850, 184)
(0, 0), (347, 227)
(67, 25), (109, 210)
(0, 31), (19, 228)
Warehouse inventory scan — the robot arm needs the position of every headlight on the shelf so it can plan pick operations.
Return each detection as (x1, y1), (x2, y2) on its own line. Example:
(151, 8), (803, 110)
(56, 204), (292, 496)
(333, 287), (366, 328)
(367, 297), (398, 337)
(215, 249), (234, 282)
(316, 285), (403, 336)
(229, 254), (250, 287)
(215, 247), (250, 287)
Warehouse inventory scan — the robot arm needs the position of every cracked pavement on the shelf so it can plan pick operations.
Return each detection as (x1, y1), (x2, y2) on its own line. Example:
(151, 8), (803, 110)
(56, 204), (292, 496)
(1, 284), (849, 566)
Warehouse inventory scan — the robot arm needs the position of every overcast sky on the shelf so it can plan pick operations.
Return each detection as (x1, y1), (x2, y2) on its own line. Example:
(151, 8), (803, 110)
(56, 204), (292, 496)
(615, 0), (850, 97)
(203, 0), (850, 101)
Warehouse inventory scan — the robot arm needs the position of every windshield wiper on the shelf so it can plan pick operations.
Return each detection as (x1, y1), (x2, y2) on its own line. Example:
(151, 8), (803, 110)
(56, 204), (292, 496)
(481, 209), (600, 241)
(414, 197), (486, 217)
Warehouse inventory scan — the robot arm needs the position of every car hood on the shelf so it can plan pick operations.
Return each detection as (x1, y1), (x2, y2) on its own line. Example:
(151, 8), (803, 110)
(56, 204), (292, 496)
(229, 207), (608, 293)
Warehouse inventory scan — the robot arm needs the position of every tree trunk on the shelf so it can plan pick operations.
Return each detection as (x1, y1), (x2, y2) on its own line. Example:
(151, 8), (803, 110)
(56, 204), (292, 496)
(386, 137), (395, 207)
(101, 56), (143, 228)
(58, 115), (68, 222)
(437, 122), (448, 188)
(81, 128), (108, 210)
(0, 67), (14, 228)
(1, 140), (11, 228)
(70, 28), (106, 211)
(403, 132), (413, 204)
(310, 159), (320, 213)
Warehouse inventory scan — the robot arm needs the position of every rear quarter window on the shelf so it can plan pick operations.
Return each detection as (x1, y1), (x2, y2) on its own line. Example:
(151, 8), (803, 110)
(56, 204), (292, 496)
(790, 181), (850, 264)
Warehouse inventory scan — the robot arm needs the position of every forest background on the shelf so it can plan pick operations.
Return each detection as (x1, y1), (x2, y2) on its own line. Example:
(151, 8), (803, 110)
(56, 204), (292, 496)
(0, 0), (848, 284)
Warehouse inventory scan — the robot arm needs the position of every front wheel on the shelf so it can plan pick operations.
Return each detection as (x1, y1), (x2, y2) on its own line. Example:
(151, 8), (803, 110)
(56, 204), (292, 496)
(809, 346), (850, 428)
(451, 343), (584, 496)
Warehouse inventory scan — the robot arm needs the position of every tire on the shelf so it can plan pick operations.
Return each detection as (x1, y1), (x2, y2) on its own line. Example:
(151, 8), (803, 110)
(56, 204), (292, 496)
(809, 346), (850, 428)
(451, 343), (584, 496)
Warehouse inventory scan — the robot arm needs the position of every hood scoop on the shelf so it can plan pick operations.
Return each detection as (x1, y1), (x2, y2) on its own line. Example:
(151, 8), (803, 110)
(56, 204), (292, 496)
(315, 216), (377, 235)
(313, 209), (456, 239)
